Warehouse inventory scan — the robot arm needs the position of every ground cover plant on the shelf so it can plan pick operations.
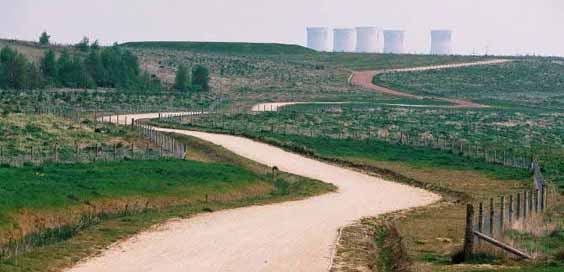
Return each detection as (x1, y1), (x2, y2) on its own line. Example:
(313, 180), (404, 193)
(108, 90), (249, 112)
(374, 59), (564, 110)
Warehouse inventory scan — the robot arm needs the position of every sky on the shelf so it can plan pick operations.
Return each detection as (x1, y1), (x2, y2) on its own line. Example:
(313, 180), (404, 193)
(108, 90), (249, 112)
(1, 0), (563, 56)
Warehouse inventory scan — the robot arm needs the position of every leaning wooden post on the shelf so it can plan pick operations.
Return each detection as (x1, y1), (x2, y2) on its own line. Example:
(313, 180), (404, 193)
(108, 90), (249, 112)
(463, 204), (474, 262)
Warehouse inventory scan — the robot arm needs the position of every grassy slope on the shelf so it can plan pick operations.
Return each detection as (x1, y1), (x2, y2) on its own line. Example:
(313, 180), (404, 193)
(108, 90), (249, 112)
(374, 59), (564, 110)
(121, 41), (315, 55)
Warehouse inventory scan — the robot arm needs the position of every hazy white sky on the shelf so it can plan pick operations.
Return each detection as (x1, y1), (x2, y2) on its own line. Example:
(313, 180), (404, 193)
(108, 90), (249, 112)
(2, 0), (563, 56)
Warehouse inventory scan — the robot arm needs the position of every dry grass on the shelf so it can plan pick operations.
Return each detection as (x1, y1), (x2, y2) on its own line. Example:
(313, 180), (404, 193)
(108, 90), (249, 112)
(329, 159), (531, 272)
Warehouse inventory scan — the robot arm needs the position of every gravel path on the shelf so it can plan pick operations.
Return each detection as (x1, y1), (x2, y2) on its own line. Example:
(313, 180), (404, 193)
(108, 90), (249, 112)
(351, 59), (511, 108)
(68, 113), (439, 272)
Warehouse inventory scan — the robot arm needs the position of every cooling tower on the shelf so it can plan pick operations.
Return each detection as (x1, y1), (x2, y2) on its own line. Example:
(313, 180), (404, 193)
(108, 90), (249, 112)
(333, 28), (356, 52)
(383, 30), (405, 54)
(355, 27), (380, 53)
(306, 27), (329, 52)
(431, 30), (452, 55)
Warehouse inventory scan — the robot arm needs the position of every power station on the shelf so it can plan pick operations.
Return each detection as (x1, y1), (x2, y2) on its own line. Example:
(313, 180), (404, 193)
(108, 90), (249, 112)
(355, 27), (379, 53)
(306, 27), (453, 54)
(306, 27), (329, 52)
(333, 28), (356, 52)
(430, 30), (452, 55)
(383, 30), (405, 54)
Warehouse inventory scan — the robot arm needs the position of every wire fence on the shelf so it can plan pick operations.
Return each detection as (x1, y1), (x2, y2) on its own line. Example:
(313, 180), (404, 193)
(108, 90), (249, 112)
(156, 110), (535, 171)
(464, 162), (553, 260)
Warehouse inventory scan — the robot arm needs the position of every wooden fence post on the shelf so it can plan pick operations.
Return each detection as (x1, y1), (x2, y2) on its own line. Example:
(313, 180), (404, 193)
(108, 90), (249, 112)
(500, 196), (505, 232)
(534, 189), (539, 213)
(516, 193), (521, 220)
(54, 143), (59, 163)
(509, 195), (513, 223)
(540, 185), (545, 211)
(478, 202), (483, 233)
(523, 191), (528, 218)
(489, 198), (494, 235)
(463, 204), (474, 261)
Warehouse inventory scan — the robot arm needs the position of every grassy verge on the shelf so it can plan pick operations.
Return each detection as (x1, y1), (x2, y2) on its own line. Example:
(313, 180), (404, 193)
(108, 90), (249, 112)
(0, 133), (334, 272)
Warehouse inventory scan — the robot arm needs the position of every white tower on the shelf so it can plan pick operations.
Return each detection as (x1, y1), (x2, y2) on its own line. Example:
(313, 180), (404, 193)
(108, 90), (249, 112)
(356, 27), (380, 53)
(383, 30), (405, 54)
(431, 30), (452, 55)
(333, 28), (356, 52)
(306, 27), (329, 52)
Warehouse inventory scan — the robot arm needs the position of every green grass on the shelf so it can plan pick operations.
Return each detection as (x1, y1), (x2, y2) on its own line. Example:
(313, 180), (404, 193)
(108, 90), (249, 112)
(121, 41), (315, 55)
(374, 59), (564, 110)
(303, 53), (492, 70)
(172, 103), (564, 190)
(0, 131), (334, 271)
(0, 159), (265, 230)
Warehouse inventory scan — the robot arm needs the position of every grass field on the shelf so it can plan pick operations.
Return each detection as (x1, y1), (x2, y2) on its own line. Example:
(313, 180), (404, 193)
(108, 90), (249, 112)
(374, 59), (564, 110)
(163, 103), (563, 190)
(0, 132), (334, 271)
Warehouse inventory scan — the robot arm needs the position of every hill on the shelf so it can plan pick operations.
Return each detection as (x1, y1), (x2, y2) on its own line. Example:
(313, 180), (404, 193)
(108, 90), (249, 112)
(120, 41), (316, 55)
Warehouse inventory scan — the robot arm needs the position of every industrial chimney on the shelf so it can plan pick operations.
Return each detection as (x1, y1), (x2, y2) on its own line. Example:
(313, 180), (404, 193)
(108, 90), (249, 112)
(430, 30), (452, 55)
(355, 27), (380, 53)
(333, 28), (356, 52)
(306, 27), (329, 52)
(383, 30), (405, 54)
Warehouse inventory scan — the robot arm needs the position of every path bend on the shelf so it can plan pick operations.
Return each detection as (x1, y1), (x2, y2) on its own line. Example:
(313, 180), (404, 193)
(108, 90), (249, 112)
(351, 59), (511, 108)
(68, 112), (439, 272)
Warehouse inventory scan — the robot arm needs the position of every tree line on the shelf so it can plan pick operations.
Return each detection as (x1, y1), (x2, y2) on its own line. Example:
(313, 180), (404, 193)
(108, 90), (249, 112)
(1, 32), (210, 93)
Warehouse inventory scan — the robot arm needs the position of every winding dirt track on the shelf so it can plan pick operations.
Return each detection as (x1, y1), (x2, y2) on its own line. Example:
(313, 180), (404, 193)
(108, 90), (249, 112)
(351, 59), (511, 108)
(69, 60), (508, 271)
(68, 113), (439, 272)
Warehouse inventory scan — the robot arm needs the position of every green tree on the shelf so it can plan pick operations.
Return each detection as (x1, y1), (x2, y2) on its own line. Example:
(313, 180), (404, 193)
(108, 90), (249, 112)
(90, 40), (100, 51)
(175, 65), (189, 91)
(57, 50), (95, 88)
(0, 47), (29, 89)
(85, 50), (106, 86)
(192, 65), (209, 92)
(40, 50), (58, 82)
(39, 31), (50, 46)
(76, 37), (90, 52)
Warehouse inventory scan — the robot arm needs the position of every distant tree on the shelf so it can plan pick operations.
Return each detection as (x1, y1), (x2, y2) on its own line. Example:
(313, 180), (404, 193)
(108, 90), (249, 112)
(75, 37), (90, 52)
(90, 40), (100, 51)
(85, 50), (105, 85)
(57, 50), (95, 88)
(175, 65), (189, 91)
(40, 50), (58, 82)
(39, 31), (51, 46)
(0, 47), (29, 89)
(191, 65), (209, 92)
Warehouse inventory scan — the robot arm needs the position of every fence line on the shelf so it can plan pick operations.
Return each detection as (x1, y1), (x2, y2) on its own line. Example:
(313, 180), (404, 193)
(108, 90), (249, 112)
(463, 162), (551, 260)
(158, 111), (536, 171)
